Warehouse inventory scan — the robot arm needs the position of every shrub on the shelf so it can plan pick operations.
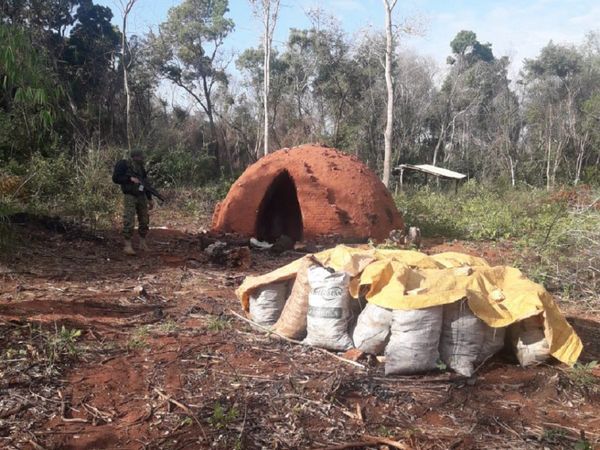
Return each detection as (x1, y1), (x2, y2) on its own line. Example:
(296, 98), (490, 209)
(396, 182), (600, 304)
(167, 177), (235, 218)
(149, 146), (217, 188)
(395, 180), (562, 241)
(23, 148), (121, 229)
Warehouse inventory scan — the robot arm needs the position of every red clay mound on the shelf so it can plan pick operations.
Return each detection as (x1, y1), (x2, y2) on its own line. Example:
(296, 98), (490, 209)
(211, 144), (404, 241)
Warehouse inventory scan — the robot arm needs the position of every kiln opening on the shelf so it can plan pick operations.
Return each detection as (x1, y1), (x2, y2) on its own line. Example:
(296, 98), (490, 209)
(255, 170), (303, 243)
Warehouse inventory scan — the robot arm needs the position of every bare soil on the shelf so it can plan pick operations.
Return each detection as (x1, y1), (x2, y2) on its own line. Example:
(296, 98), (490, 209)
(0, 212), (599, 450)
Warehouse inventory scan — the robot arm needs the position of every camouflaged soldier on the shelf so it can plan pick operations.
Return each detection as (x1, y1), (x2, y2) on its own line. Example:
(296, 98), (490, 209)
(112, 149), (154, 255)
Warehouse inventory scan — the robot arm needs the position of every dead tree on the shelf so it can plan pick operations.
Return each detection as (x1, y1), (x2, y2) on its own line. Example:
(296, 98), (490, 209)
(250, 0), (281, 158)
(382, 0), (398, 188)
(120, 0), (138, 150)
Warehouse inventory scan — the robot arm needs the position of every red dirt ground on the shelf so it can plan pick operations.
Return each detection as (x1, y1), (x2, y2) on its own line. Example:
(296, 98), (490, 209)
(0, 213), (599, 450)
(212, 144), (404, 241)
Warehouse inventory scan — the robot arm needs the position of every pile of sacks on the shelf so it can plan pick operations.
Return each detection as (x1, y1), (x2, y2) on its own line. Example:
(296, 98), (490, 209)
(238, 246), (582, 376)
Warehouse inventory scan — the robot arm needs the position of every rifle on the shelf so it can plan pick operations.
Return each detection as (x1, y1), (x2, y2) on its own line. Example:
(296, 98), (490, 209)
(141, 179), (165, 203)
(127, 170), (165, 203)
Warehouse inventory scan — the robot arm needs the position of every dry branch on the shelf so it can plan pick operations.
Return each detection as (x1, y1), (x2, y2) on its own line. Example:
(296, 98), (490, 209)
(228, 309), (366, 369)
(153, 388), (207, 440)
(316, 434), (410, 450)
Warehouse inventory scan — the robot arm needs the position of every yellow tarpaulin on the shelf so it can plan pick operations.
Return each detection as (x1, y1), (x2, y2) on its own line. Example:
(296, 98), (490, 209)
(235, 245), (582, 366)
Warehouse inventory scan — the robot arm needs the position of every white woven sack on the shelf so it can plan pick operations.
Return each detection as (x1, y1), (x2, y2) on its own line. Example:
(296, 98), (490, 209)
(478, 326), (506, 364)
(510, 316), (550, 366)
(440, 300), (499, 376)
(303, 266), (353, 351)
(385, 306), (443, 375)
(353, 303), (393, 355)
(249, 281), (290, 327)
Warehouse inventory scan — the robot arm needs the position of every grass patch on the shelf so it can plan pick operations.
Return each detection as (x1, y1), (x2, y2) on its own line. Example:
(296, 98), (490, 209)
(166, 178), (234, 218)
(208, 401), (239, 430)
(127, 325), (150, 351)
(156, 319), (178, 334)
(207, 315), (231, 332)
(396, 182), (600, 305)
(395, 181), (562, 241)
(568, 361), (599, 389)
(1, 323), (83, 375)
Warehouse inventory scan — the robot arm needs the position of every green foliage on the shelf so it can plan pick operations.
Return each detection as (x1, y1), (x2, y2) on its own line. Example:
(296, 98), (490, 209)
(127, 325), (149, 351)
(206, 315), (231, 332)
(449, 30), (494, 63)
(396, 181), (562, 241)
(157, 320), (178, 334)
(63, 0), (121, 108)
(524, 41), (582, 80)
(168, 177), (234, 219)
(27, 153), (72, 207)
(396, 183), (600, 304)
(0, 23), (62, 160)
(50, 326), (82, 357)
(149, 0), (234, 160)
(568, 361), (599, 388)
(541, 428), (567, 444)
(150, 146), (216, 188)
(1, 323), (82, 375)
(574, 439), (593, 450)
(581, 166), (600, 187)
(200, 178), (235, 203)
(208, 401), (239, 430)
(31, 324), (82, 371)
(25, 148), (120, 228)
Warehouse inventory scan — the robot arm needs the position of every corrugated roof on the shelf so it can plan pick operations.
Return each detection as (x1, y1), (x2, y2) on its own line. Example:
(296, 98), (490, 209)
(395, 164), (467, 180)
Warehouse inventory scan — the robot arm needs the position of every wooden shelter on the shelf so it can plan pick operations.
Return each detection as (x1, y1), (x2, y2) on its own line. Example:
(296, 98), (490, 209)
(393, 164), (467, 193)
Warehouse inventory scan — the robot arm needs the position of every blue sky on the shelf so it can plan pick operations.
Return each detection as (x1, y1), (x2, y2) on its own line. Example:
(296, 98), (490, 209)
(97, 0), (600, 103)
(99, 0), (600, 66)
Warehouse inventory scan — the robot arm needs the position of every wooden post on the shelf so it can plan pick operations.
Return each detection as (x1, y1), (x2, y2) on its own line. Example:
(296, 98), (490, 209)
(399, 167), (404, 192)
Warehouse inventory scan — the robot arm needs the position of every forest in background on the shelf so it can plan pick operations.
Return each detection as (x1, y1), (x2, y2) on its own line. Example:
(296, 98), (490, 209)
(1, 0), (599, 187)
(1, 0), (599, 269)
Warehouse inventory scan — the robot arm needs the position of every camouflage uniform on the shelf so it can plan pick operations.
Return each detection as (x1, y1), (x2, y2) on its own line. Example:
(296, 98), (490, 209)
(113, 156), (152, 241)
(122, 193), (149, 239)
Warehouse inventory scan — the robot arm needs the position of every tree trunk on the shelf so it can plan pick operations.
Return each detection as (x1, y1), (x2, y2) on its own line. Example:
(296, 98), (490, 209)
(509, 155), (516, 187)
(574, 133), (588, 185)
(262, 2), (270, 157)
(382, 0), (398, 188)
(545, 110), (552, 191)
(121, 0), (136, 151)
(432, 124), (446, 166)
(252, 0), (280, 157)
(202, 75), (221, 169)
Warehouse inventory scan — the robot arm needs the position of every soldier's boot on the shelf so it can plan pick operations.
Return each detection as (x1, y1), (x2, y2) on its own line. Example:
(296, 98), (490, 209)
(139, 237), (149, 252)
(123, 239), (136, 255)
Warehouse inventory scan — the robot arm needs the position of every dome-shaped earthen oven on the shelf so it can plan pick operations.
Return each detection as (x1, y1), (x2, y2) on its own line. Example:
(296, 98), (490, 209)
(211, 144), (404, 241)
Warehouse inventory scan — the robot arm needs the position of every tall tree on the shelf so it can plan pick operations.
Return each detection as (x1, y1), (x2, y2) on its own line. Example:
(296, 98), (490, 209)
(0, 23), (61, 160)
(432, 30), (518, 181)
(150, 0), (234, 169)
(63, 0), (121, 111)
(382, 0), (398, 188)
(523, 42), (583, 189)
(250, 0), (280, 157)
(119, 0), (138, 150)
